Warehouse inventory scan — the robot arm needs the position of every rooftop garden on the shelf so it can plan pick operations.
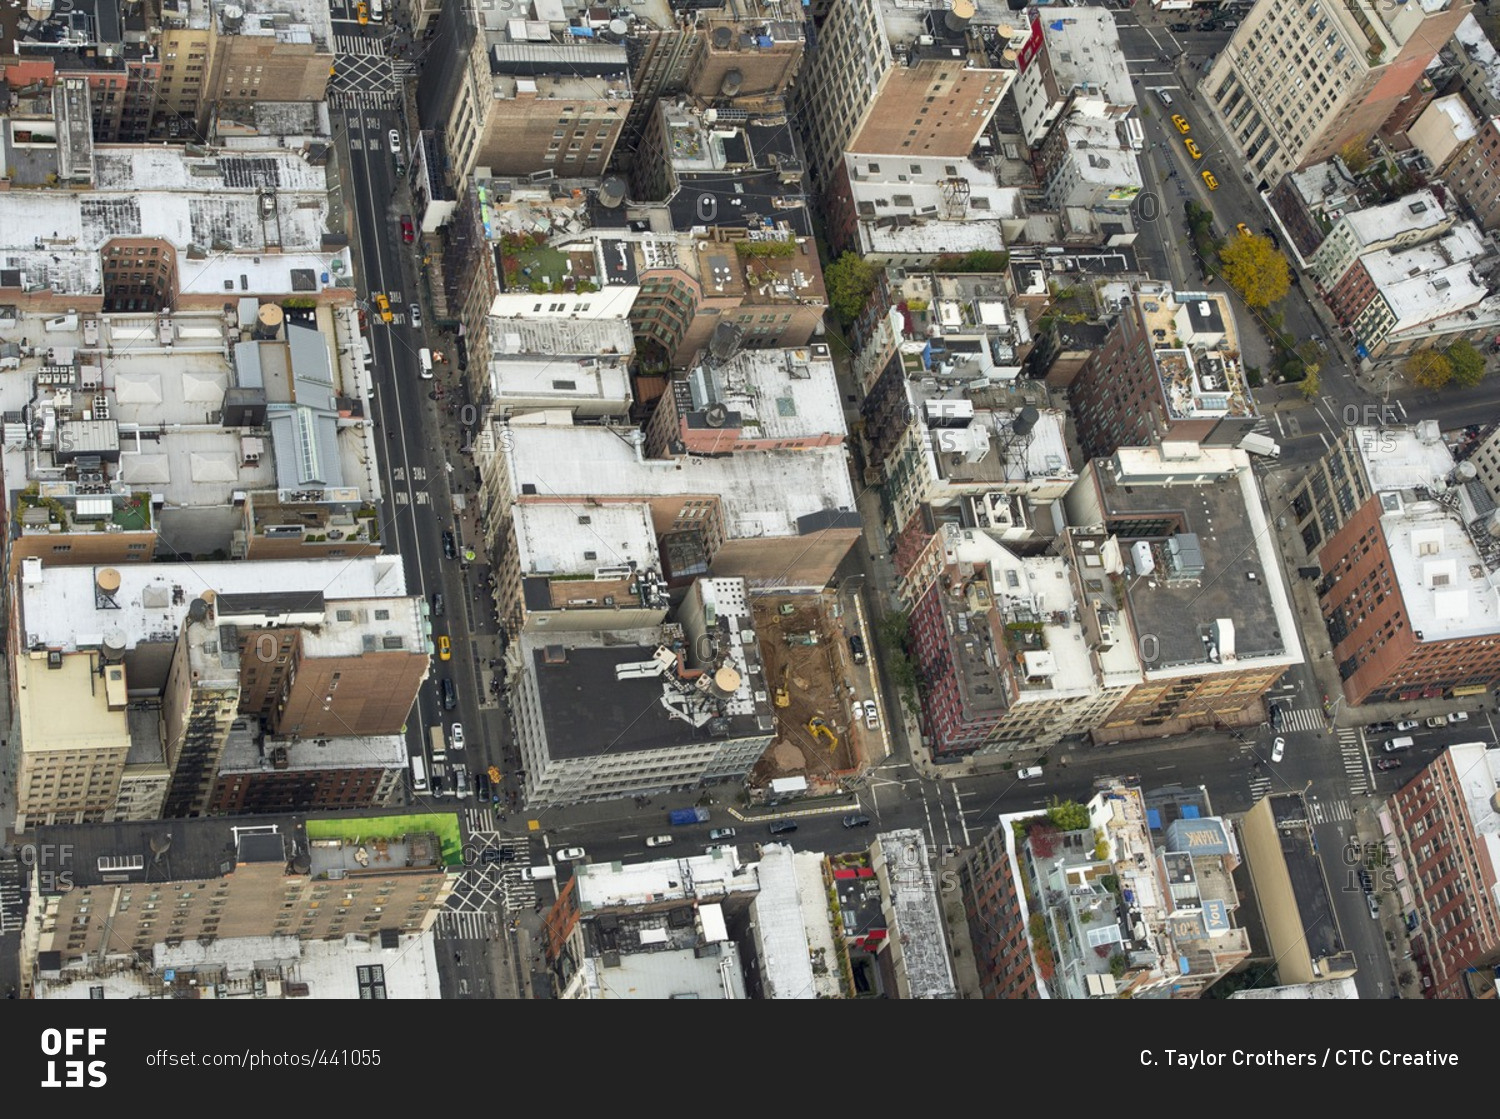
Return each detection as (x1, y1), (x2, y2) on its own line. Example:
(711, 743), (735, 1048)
(307, 813), (463, 867)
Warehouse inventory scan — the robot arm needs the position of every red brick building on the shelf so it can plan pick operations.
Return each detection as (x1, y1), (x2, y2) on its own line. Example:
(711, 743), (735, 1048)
(1322, 257), (1380, 329)
(957, 823), (1040, 999)
(1385, 743), (1500, 999)
(1446, 116), (1500, 232)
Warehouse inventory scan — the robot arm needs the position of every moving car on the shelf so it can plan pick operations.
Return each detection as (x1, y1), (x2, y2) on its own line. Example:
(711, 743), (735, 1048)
(431, 591), (445, 617)
(1157, 89), (1174, 106)
(442, 529), (457, 560)
(437, 634), (451, 661)
(388, 129), (401, 155)
(522, 865), (556, 881)
(707, 827), (737, 841)
(1271, 736), (1285, 763)
(1017, 766), (1043, 780)
(400, 215), (414, 244)
(409, 304), (422, 330)
(374, 293), (393, 323)
(1171, 114), (1191, 134)
(357, 1), (368, 23)
(767, 820), (798, 835)
(1184, 138), (1203, 159)
(440, 677), (457, 710)
(1201, 169), (1219, 190)
(1236, 223), (1252, 237)
(449, 723), (464, 751)
(1375, 758), (1403, 771)
(841, 815), (871, 829)
(644, 835), (675, 848)
(555, 847), (586, 862)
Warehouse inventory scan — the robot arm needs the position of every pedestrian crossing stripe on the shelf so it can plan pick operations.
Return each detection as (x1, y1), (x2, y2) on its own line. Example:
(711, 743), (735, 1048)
(1278, 707), (1326, 733)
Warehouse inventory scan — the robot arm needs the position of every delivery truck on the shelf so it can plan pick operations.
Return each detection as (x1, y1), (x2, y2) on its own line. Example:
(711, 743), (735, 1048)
(669, 806), (711, 825)
(1238, 432), (1281, 458)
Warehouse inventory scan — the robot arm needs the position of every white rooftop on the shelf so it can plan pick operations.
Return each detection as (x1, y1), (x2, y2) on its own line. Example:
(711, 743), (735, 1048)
(1037, 6), (1136, 105)
(1375, 261), (1487, 332)
(571, 847), (754, 909)
(577, 941), (746, 998)
(1229, 977), (1362, 999)
(844, 153), (1027, 223)
(1362, 223), (1487, 289)
(1455, 13), (1500, 106)
(220, 725), (408, 772)
(748, 844), (821, 999)
(512, 500), (659, 577)
(686, 348), (847, 442)
(1447, 743), (1500, 854)
(1343, 190), (1447, 249)
(499, 421), (858, 539)
(1354, 421), (1460, 493)
(1061, 119), (1143, 187)
(1376, 490), (1500, 642)
(864, 219), (1005, 257)
(18, 555), (410, 653)
(873, 829), (957, 999)
(1423, 94), (1479, 144)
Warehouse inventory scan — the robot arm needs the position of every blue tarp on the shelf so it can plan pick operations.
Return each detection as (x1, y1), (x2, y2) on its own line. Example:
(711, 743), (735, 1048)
(1181, 805), (1200, 818)
(1147, 808), (1162, 829)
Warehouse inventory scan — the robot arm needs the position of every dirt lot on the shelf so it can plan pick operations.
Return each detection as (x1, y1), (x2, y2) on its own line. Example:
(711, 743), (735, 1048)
(750, 593), (860, 787)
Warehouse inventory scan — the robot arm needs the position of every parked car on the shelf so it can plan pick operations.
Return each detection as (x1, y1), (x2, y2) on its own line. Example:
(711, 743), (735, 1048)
(849, 633), (867, 664)
(400, 214), (414, 243)
(1271, 736), (1285, 763)
(1383, 737), (1413, 753)
(1426, 716), (1449, 729)
(1375, 758), (1403, 771)
(644, 835), (675, 848)
(708, 827), (737, 842)
(442, 529), (457, 560)
(1394, 720), (1419, 731)
(408, 303), (422, 330)
(388, 129), (401, 155)
(863, 698), (879, 729)
(1236, 223), (1252, 237)
(556, 847), (586, 862)
(767, 820), (798, 835)
(841, 815), (871, 829)
(1448, 711), (1469, 724)
(1366, 721), (1396, 734)
(1366, 894), (1380, 919)
(449, 723), (464, 751)
(1357, 868), (1373, 893)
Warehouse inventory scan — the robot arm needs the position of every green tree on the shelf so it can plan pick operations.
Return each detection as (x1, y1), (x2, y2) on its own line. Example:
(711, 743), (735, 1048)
(1404, 348), (1453, 390)
(1298, 369), (1321, 399)
(1045, 798), (1091, 831)
(1445, 339), (1487, 388)
(1339, 138), (1373, 175)
(824, 251), (878, 323)
(1217, 234), (1291, 308)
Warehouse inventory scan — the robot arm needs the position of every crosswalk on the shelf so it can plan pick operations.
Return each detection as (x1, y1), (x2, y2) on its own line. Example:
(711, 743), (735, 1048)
(435, 909), (498, 939)
(1278, 706), (1327, 733)
(1247, 773), (1272, 801)
(465, 807), (495, 833)
(0, 860), (24, 934)
(1309, 797), (1353, 824)
(329, 87), (402, 112)
(1338, 727), (1369, 796)
(335, 33), (387, 56)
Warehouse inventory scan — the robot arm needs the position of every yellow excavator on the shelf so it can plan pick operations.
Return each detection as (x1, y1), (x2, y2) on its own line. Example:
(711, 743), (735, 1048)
(808, 717), (838, 751)
(774, 665), (791, 708)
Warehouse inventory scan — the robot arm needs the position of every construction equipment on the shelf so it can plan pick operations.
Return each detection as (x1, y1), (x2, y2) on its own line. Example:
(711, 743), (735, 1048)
(774, 665), (791, 708)
(786, 631), (820, 646)
(808, 717), (838, 752)
(487, 765), (502, 786)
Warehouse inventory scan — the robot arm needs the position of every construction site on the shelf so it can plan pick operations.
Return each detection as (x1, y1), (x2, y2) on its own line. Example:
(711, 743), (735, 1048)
(750, 592), (864, 793)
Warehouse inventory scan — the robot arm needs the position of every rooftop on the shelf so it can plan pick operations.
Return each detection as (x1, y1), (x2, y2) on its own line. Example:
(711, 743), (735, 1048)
(681, 346), (846, 443)
(876, 0), (1036, 46)
(1454, 13), (1500, 107)
(1445, 743), (1500, 874)
(572, 846), (754, 910)
(1059, 118), (1143, 188)
(577, 940), (746, 999)
(1095, 444), (1302, 676)
(512, 500), (660, 578)
(1135, 290), (1254, 423)
(873, 829), (957, 998)
(488, 315), (636, 357)
(1036, 7), (1136, 105)
(1264, 794), (1345, 964)
(749, 844), (823, 999)
(1419, 93), (1479, 145)
(17, 554), (410, 653)
(523, 619), (773, 761)
(218, 721), (408, 773)
(1342, 189), (1447, 249)
(1362, 225), (1489, 331)
(909, 386), (1074, 486)
(488, 354), (631, 408)
(498, 421), (857, 539)
(15, 651), (130, 755)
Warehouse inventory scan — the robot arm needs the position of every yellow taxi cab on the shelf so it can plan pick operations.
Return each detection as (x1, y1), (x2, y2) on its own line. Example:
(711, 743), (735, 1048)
(357, 2), (369, 23)
(1184, 138), (1203, 160)
(437, 635), (451, 661)
(374, 293), (393, 323)
(1171, 114), (1191, 134)
(1237, 223), (1252, 237)
(1201, 169), (1219, 191)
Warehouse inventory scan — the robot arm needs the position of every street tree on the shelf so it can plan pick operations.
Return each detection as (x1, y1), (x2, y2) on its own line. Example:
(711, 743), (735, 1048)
(1217, 234), (1291, 308)
(1404, 348), (1452, 390)
(1298, 369), (1321, 399)
(824, 251), (878, 323)
(1445, 339), (1487, 388)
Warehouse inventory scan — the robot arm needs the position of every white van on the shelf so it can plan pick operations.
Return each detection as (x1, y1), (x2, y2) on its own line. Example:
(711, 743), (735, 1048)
(1383, 737), (1414, 753)
(1017, 766), (1044, 780)
(522, 865), (557, 881)
(409, 755), (428, 793)
(418, 348), (433, 379)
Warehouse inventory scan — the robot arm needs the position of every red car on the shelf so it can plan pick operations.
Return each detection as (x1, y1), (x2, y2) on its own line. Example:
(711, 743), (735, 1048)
(400, 215), (414, 244)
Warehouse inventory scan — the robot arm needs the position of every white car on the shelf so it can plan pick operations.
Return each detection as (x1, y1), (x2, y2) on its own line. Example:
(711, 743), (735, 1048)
(409, 303), (422, 330)
(555, 846), (586, 862)
(1271, 736), (1285, 763)
(1448, 711), (1469, 724)
(388, 129), (401, 155)
(644, 835), (674, 848)
(863, 698), (879, 729)
(449, 723), (464, 751)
